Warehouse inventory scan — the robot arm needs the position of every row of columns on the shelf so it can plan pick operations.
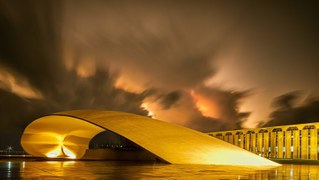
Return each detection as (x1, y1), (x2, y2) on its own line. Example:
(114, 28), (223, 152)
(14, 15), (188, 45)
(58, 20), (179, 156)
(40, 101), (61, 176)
(209, 123), (319, 160)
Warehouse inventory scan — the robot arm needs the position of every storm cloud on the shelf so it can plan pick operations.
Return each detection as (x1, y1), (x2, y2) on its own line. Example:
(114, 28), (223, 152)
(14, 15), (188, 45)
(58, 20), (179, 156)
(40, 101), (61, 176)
(4, 1), (315, 150)
(60, 1), (251, 129)
(188, 86), (251, 132)
(262, 91), (319, 127)
(0, 1), (148, 149)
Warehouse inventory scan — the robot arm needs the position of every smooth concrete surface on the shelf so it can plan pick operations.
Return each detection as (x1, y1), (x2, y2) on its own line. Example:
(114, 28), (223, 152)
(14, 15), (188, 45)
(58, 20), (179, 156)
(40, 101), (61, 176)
(21, 110), (279, 166)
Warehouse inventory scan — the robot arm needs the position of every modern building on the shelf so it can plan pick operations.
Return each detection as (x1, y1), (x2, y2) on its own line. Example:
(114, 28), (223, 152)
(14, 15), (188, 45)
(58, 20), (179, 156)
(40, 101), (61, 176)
(21, 110), (279, 166)
(208, 122), (319, 160)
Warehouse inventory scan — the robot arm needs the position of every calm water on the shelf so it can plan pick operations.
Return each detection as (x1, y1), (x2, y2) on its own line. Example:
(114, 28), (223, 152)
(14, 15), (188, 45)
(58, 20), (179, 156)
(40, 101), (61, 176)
(1, 159), (319, 179)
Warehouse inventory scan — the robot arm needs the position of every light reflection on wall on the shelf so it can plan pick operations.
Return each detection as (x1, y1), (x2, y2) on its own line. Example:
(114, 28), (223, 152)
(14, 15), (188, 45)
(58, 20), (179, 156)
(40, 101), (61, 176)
(62, 146), (76, 159)
(46, 148), (62, 158)
(21, 115), (105, 159)
(45, 143), (77, 159)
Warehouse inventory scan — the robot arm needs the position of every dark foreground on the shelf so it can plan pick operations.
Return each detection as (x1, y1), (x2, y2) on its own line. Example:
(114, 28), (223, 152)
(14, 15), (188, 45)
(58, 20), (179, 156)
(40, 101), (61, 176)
(1, 159), (319, 179)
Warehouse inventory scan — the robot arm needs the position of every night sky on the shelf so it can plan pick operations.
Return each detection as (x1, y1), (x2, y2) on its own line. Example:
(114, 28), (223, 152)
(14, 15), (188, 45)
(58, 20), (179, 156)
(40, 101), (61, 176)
(1, 1), (319, 150)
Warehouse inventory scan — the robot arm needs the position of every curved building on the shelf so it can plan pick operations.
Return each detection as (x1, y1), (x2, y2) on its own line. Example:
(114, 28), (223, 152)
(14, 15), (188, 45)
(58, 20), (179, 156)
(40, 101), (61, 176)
(21, 110), (279, 166)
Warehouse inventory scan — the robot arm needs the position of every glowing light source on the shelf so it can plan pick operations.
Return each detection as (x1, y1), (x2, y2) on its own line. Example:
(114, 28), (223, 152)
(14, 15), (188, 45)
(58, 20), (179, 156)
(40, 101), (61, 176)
(46, 147), (61, 158)
(45, 140), (76, 159)
(62, 146), (76, 159)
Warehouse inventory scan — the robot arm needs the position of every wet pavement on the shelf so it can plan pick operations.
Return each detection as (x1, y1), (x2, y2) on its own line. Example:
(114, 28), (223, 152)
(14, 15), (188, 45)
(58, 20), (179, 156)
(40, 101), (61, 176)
(1, 159), (319, 179)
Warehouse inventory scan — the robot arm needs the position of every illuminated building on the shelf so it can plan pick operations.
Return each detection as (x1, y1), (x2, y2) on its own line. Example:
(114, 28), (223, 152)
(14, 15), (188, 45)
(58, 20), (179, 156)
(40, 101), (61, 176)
(208, 122), (319, 160)
(21, 110), (279, 166)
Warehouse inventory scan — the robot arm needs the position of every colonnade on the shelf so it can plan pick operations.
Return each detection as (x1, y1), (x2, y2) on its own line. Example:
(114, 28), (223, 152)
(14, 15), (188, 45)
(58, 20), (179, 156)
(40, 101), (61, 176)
(208, 123), (319, 160)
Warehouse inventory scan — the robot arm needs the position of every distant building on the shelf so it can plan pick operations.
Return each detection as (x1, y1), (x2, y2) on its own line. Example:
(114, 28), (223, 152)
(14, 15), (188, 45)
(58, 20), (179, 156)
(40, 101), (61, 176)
(208, 122), (319, 160)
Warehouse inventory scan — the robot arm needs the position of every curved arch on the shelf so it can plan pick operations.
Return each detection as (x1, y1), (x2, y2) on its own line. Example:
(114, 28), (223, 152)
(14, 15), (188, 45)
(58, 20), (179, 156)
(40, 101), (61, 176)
(247, 130), (255, 134)
(21, 115), (105, 159)
(236, 131), (243, 135)
(21, 110), (279, 166)
(259, 129), (268, 133)
(287, 127), (298, 131)
(303, 125), (316, 130)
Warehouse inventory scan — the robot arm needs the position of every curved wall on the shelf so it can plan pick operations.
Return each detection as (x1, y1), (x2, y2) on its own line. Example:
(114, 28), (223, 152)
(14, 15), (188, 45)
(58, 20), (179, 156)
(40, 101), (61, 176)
(21, 110), (279, 166)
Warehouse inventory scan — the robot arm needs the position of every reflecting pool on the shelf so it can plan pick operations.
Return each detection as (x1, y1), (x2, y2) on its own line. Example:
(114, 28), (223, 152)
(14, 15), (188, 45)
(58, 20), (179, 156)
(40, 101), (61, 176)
(1, 159), (319, 179)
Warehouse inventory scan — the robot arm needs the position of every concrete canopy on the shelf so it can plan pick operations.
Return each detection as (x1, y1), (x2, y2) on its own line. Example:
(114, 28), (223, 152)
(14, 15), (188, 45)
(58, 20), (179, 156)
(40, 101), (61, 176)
(21, 110), (279, 166)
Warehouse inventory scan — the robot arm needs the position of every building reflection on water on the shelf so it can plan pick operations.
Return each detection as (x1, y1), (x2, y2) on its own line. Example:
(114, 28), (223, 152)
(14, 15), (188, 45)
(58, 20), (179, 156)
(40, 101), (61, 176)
(1, 160), (319, 179)
(248, 164), (319, 180)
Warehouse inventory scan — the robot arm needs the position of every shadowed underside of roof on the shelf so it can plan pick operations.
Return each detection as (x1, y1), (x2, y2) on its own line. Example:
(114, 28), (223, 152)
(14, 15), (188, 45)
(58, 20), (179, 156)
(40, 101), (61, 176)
(21, 110), (279, 166)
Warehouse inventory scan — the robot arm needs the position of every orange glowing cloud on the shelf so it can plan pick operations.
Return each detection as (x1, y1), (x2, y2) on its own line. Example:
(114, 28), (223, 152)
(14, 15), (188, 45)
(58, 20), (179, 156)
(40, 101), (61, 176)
(76, 56), (96, 78)
(115, 74), (146, 94)
(63, 48), (96, 78)
(190, 90), (220, 119)
(139, 96), (193, 127)
(0, 66), (43, 99)
(141, 102), (155, 118)
(63, 47), (75, 71)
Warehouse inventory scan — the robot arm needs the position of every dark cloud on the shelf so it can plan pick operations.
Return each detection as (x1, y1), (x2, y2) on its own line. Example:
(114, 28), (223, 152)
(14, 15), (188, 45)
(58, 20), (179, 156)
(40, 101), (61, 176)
(0, 0), (63, 91)
(59, 0), (252, 132)
(0, 1), (148, 150)
(187, 115), (224, 133)
(0, 0), (267, 150)
(0, 90), (48, 150)
(262, 92), (319, 127)
(158, 91), (181, 110)
(160, 87), (251, 132)
(192, 86), (251, 130)
(270, 91), (303, 111)
(61, 0), (237, 90)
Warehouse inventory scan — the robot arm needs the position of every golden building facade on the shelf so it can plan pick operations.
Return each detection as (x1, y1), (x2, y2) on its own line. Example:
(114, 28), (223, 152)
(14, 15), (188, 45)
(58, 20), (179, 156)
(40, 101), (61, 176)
(208, 122), (319, 160)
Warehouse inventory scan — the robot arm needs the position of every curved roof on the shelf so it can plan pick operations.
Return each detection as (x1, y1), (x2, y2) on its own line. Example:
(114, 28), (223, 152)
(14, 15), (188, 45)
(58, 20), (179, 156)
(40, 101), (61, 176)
(21, 110), (279, 166)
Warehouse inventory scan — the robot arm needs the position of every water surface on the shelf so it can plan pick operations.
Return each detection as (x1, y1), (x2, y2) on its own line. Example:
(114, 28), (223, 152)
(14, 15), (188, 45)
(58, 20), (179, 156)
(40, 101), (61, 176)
(1, 159), (319, 179)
